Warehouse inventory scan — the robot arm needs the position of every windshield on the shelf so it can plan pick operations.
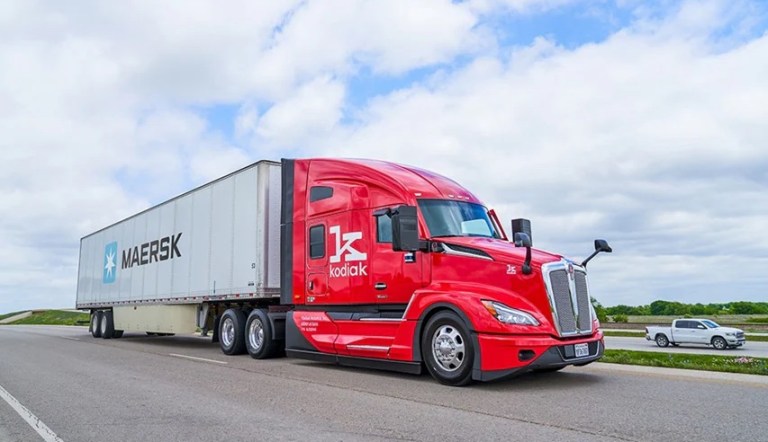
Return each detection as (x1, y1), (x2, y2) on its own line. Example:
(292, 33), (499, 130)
(702, 320), (720, 328)
(418, 199), (501, 239)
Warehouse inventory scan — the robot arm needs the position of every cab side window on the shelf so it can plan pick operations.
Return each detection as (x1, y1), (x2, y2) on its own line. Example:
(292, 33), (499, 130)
(376, 214), (392, 243)
(309, 225), (325, 259)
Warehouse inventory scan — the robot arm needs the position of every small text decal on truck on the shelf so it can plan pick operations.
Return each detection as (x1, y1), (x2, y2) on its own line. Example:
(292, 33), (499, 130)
(121, 233), (183, 269)
(329, 226), (367, 278)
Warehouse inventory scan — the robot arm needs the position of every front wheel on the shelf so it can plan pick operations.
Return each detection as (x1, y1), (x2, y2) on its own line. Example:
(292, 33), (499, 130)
(655, 334), (669, 347)
(422, 311), (474, 386)
(712, 336), (727, 350)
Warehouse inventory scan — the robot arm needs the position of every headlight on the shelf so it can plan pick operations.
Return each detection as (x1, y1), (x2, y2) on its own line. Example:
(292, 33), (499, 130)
(725, 332), (735, 336)
(481, 301), (540, 326)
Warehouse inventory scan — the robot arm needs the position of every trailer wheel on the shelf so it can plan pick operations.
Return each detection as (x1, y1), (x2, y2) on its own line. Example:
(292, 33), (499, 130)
(219, 309), (246, 355)
(245, 309), (277, 359)
(91, 311), (103, 338)
(655, 334), (669, 347)
(421, 311), (474, 386)
(712, 336), (727, 350)
(101, 311), (115, 339)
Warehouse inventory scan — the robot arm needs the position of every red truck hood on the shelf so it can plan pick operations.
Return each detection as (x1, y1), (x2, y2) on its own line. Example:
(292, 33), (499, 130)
(440, 236), (563, 268)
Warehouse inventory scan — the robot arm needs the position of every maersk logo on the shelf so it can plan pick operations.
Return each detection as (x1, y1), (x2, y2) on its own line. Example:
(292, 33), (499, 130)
(103, 242), (118, 284)
(121, 233), (182, 269)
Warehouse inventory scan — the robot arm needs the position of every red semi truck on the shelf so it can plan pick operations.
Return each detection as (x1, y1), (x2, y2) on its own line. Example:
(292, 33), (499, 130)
(77, 158), (611, 385)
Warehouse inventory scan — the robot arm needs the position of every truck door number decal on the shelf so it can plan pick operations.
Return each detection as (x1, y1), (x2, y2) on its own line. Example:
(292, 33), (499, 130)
(329, 225), (368, 278)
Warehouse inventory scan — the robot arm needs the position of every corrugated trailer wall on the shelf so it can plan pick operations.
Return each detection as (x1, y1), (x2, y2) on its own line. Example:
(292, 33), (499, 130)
(76, 160), (282, 309)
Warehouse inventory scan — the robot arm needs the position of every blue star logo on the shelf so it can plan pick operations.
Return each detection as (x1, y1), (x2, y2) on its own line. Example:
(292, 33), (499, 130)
(103, 242), (117, 284)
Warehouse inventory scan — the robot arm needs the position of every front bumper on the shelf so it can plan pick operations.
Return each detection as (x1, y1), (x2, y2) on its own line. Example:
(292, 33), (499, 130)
(473, 333), (604, 382)
(726, 337), (746, 346)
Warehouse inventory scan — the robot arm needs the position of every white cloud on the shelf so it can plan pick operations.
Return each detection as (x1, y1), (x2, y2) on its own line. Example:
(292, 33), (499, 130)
(0, 0), (767, 312)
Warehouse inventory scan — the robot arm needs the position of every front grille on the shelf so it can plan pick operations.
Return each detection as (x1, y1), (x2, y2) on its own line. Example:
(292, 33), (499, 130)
(543, 261), (592, 337)
(736, 332), (745, 339)
(574, 273), (591, 331)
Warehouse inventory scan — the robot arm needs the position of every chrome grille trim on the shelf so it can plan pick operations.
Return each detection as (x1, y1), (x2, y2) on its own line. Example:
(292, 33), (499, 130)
(542, 260), (593, 337)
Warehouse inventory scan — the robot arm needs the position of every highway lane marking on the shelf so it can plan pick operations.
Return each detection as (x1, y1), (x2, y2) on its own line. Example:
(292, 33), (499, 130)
(0, 383), (63, 442)
(58, 337), (80, 342)
(169, 353), (228, 364)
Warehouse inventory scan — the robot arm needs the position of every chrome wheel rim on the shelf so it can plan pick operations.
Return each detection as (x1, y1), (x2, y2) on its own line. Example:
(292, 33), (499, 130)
(221, 317), (235, 348)
(431, 325), (465, 372)
(248, 318), (264, 351)
(100, 314), (107, 335)
(714, 338), (725, 349)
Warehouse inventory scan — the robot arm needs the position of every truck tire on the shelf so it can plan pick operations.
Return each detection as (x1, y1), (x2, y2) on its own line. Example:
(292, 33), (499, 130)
(101, 311), (115, 339)
(421, 311), (474, 386)
(91, 311), (103, 338)
(655, 334), (669, 347)
(245, 309), (277, 359)
(712, 336), (727, 350)
(219, 309), (247, 355)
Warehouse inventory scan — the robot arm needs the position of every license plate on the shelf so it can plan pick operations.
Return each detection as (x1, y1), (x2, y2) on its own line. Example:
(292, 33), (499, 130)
(574, 343), (589, 358)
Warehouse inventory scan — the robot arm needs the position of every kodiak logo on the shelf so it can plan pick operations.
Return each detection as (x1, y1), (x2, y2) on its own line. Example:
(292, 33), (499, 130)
(121, 233), (183, 269)
(329, 226), (367, 278)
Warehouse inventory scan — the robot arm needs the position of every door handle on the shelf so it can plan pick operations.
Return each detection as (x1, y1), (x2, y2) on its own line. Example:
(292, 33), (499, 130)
(374, 282), (387, 290)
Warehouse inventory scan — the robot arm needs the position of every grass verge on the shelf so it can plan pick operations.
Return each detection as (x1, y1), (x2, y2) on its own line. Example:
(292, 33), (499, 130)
(8, 310), (89, 326)
(603, 330), (768, 342)
(602, 349), (768, 376)
(603, 330), (645, 337)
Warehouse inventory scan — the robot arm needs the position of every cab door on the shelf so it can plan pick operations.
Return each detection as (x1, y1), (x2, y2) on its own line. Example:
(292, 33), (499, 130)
(370, 208), (424, 306)
(673, 320), (692, 343)
(305, 222), (329, 304)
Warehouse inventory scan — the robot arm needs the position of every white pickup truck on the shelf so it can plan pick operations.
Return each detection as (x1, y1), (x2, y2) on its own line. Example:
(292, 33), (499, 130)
(645, 319), (746, 350)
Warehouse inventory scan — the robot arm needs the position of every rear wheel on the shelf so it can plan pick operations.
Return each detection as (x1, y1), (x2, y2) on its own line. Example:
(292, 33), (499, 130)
(100, 311), (114, 339)
(91, 311), (103, 338)
(422, 311), (474, 386)
(245, 309), (277, 359)
(219, 309), (247, 355)
(712, 336), (727, 350)
(655, 334), (669, 347)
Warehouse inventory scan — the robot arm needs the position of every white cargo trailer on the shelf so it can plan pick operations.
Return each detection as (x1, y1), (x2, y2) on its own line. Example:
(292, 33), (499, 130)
(76, 160), (282, 337)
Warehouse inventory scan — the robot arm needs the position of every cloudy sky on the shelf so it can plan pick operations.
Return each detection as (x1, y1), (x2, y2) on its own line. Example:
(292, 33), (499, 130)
(1, 0), (767, 313)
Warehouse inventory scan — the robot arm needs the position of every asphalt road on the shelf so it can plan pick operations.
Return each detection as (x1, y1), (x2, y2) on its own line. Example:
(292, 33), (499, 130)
(605, 336), (768, 358)
(1, 326), (767, 442)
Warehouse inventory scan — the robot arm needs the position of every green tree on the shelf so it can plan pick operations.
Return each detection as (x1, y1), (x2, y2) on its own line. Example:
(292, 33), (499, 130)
(591, 297), (607, 323)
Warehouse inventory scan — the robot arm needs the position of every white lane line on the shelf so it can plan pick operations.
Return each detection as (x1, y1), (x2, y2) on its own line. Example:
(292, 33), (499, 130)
(58, 337), (80, 342)
(0, 383), (63, 442)
(169, 353), (228, 365)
